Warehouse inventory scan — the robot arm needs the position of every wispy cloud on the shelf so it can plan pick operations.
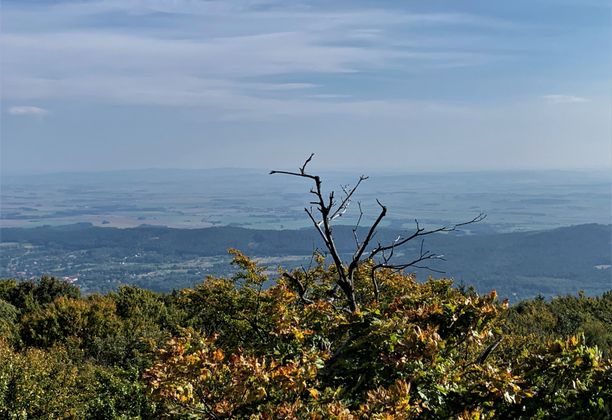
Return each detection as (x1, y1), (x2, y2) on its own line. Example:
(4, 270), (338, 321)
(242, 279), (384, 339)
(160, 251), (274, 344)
(0, 0), (517, 116)
(542, 94), (589, 104)
(1, 0), (609, 174)
(7, 105), (49, 116)
(0, 29), (506, 113)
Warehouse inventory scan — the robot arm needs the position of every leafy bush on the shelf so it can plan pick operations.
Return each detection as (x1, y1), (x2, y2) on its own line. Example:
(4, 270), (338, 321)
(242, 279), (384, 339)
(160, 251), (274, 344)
(0, 258), (610, 418)
(143, 252), (611, 418)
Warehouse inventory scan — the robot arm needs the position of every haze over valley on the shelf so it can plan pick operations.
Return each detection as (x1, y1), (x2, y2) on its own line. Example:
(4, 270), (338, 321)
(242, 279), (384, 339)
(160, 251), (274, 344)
(2, 168), (610, 301)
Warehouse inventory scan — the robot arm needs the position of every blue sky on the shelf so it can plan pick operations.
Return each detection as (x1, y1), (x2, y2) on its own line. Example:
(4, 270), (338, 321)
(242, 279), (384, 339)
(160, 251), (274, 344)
(1, 0), (610, 173)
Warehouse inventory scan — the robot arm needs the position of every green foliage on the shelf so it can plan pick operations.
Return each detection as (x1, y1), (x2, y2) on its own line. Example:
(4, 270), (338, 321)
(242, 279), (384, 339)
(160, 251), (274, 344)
(0, 340), (157, 418)
(81, 367), (157, 419)
(0, 300), (19, 345)
(1, 262), (610, 418)
(0, 276), (80, 313)
(505, 291), (612, 356)
(0, 341), (87, 418)
(19, 291), (172, 370)
(514, 335), (611, 418)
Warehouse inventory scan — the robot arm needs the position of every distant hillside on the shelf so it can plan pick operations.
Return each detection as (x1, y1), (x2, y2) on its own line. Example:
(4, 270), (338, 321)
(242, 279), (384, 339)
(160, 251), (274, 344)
(1, 223), (610, 300)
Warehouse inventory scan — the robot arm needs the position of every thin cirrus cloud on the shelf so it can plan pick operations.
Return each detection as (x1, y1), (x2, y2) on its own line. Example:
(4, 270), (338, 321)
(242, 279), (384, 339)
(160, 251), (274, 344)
(0, 31), (410, 109)
(7, 106), (49, 117)
(542, 94), (589, 104)
(0, 0), (518, 115)
(1, 0), (609, 172)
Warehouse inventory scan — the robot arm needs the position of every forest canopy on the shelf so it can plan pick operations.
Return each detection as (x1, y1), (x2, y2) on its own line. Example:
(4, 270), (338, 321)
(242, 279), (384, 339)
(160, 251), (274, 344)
(0, 258), (610, 418)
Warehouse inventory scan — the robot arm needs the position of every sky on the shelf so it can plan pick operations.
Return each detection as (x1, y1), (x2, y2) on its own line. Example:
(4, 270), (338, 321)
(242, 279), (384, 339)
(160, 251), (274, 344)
(1, 0), (611, 174)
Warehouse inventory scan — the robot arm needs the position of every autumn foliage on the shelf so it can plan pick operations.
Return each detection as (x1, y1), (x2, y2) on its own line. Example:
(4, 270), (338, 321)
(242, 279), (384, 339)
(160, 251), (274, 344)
(141, 251), (611, 418)
(0, 255), (610, 418)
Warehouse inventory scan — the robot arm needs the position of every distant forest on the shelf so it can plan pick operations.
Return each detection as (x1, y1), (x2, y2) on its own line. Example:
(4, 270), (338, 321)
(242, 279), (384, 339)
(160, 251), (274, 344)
(1, 223), (610, 300)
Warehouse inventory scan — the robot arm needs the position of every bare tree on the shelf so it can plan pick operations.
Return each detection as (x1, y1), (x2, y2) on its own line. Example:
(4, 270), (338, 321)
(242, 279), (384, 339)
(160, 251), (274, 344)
(271, 154), (485, 313)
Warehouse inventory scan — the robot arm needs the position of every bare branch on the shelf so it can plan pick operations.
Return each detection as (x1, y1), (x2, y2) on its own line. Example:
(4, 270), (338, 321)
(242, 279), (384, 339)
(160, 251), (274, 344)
(349, 199), (387, 277)
(352, 202), (364, 248)
(369, 212), (486, 259)
(370, 266), (380, 301)
(330, 175), (368, 220)
(305, 208), (328, 244)
(372, 238), (448, 275)
(269, 169), (318, 182)
(455, 212), (487, 227)
(302, 245), (319, 273)
(476, 336), (503, 365)
(271, 155), (485, 313)
(282, 272), (314, 304)
(300, 153), (315, 174)
(269, 153), (316, 178)
(328, 191), (335, 211)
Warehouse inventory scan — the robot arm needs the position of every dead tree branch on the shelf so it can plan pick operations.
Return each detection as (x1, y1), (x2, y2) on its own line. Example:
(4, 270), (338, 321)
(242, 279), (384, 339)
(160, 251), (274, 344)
(271, 154), (485, 313)
(282, 272), (314, 304)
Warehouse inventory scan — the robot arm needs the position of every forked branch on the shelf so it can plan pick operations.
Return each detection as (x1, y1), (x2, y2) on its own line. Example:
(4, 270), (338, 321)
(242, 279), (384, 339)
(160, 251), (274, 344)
(271, 154), (485, 313)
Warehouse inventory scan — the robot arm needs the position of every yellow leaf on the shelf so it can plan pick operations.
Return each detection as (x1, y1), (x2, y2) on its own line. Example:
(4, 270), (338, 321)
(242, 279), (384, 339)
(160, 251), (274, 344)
(256, 387), (267, 399)
(213, 349), (225, 362)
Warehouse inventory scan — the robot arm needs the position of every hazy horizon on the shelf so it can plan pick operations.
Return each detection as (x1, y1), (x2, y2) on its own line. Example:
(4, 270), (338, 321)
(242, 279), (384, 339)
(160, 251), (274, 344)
(3, 164), (612, 178)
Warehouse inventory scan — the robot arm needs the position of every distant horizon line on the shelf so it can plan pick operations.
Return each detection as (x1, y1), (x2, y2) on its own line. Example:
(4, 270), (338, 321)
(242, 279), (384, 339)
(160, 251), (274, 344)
(1, 221), (609, 233)
(3, 165), (611, 178)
